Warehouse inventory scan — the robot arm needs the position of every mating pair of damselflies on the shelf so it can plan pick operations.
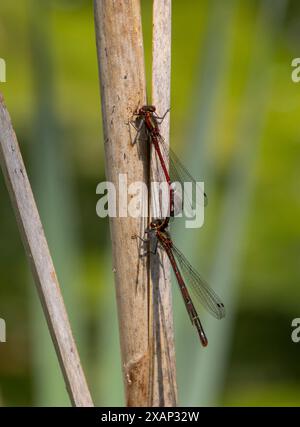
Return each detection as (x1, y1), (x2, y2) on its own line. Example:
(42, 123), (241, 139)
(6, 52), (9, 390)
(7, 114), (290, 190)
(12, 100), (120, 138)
(131, 105), (225, 346)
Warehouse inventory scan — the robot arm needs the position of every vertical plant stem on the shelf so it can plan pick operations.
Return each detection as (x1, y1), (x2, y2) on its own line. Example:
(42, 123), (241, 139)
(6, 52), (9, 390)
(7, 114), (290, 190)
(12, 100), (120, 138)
(94, 0), (177, 406)
(193, 0), (288, 406)
(29, 0), (85, 406)
(173, 0), (237, 403)
(150, 0), (178, 406)
(94, 0), (150, 406)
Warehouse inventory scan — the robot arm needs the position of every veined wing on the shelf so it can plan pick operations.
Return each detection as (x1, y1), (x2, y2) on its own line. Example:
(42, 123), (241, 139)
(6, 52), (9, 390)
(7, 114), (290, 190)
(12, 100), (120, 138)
(157, 134), (208, 210)
(171, 243), (225, 319)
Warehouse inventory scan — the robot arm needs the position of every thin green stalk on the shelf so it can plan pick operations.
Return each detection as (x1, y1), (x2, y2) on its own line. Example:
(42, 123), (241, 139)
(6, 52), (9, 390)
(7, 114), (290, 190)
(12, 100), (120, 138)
(29, 1), (85, 406)
(188, 0), (287, 406)
(172, 0), (237, 404)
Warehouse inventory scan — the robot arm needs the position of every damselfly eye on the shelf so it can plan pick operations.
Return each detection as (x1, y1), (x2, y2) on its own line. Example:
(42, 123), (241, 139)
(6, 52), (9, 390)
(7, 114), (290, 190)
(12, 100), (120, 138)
(150, 219), (162, 229)
(140, 105), (156, 113)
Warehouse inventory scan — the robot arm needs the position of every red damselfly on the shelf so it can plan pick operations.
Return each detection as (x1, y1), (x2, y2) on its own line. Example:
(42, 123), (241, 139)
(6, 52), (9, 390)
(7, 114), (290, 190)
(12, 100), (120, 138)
(133, 217), (225, 346)
(131, 105), (207, 219)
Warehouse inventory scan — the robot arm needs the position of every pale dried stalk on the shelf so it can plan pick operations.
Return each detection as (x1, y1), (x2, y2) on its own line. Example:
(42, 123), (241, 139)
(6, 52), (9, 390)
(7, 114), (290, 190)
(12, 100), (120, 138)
(149, 0), (178, 406)
(0, 94), (93, 407)
(94, 0), (149, 406)
(94, 0), (177, 406)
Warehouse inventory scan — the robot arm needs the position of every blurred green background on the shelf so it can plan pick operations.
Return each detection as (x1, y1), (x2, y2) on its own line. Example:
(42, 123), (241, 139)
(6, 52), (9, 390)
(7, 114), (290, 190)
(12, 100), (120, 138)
(0, 0), (300, 406)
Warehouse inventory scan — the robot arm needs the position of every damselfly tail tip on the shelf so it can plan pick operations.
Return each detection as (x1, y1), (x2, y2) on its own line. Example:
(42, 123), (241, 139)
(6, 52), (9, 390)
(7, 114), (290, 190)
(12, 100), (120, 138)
(194, 318), (208, 347)
(200, 332), (208, 347)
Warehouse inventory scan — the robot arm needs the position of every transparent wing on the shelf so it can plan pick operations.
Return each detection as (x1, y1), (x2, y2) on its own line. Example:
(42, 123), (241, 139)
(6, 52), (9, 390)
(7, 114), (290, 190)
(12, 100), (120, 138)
(171, 243), (225, 319)
(157, 134), (208, 210)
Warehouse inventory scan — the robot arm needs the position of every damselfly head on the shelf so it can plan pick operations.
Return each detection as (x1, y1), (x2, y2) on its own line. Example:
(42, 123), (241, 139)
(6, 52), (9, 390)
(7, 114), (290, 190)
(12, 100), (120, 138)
(149, 218), (163, 229)
(139, 105), (156, 115)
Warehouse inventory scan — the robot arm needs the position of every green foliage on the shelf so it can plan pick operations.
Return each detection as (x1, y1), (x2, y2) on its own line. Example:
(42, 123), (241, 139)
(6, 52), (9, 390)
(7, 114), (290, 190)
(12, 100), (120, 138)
(0, 0), (299, 406)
